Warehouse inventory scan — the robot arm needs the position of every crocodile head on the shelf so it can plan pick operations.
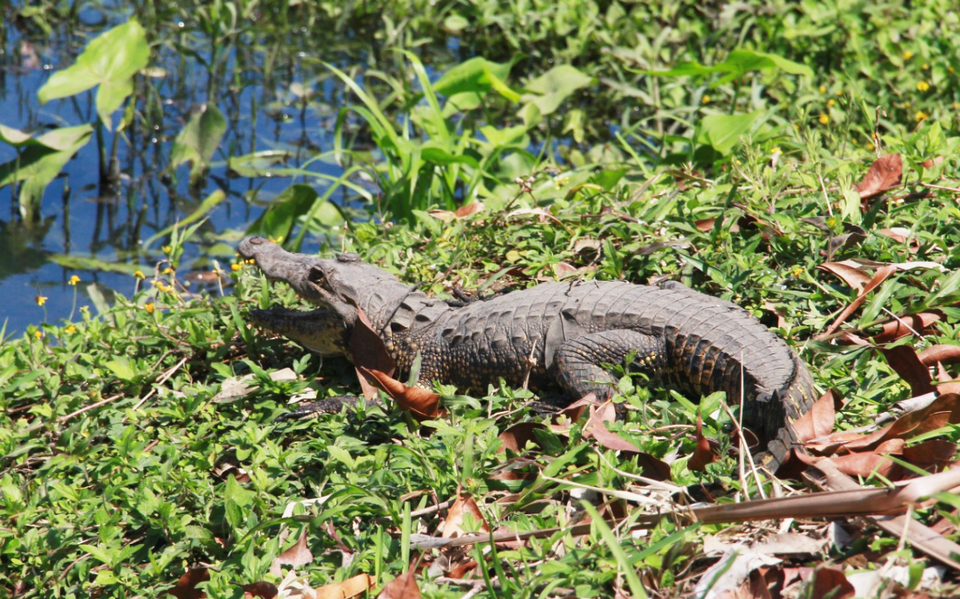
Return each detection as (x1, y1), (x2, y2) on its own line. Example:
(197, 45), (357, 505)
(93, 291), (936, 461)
(239, 236), (369, 356)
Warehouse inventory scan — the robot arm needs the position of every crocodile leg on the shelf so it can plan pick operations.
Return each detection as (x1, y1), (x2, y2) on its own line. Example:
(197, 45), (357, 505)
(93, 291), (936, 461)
(554, 330), (668, 399)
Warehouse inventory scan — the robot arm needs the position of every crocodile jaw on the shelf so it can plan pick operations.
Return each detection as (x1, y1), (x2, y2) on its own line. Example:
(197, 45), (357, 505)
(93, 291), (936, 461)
(249, 307), (352, 357)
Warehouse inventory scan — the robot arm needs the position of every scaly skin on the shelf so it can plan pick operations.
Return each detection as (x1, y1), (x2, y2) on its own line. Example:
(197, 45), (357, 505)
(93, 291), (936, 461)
(240, 236), (815, 469)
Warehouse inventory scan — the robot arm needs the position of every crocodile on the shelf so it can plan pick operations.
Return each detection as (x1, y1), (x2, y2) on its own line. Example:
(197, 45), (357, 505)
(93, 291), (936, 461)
(239, 236), (815, 469)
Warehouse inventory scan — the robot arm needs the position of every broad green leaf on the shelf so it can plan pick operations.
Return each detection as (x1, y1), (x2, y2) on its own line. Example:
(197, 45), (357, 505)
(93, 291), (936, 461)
(0, 124), (32, 145)
(246, 184), (318, 242)
(169, 104), (226, 181)
(637, 48), (812, 78)
(697, 111), (762, 155)
(523, 65), (593, 115)
(227, 150), (295, 177)
(434, 57), (513, 97)
(840, 187), (861, 223)
(48, 254), (143, 275)
(0, 124), (93, 219)
(479, 124), (528, 148)
(38, 20), (149, 128)
(104, 358), (137, 382)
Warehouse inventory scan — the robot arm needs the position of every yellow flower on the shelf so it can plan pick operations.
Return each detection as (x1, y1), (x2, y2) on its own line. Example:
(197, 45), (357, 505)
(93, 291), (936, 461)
(791, 266), (804, 278)
(922, 63), (929, 71)
(134, 270), (145, 279)
(34, 330), (43, 339)
(818, 114), (830, 125)
(65, 326), (77, 334)
(915, 110), (929, 121)
(68, 275), (80, 286)
(553, 175), (570, 190)
(144, 302), (155, 314)
(162, 245), (172, 255)
(231, 263), (241, 272)
(818, 85), (827, 94)
(902, 51), (913, 60)
(35, 294), (48, 306)
(917, 81), (930, 92)
(163, 267), (173, 275)
(702, 95), (711, 104)
(770, 147), (781, 155)
(826, 98), (836, 108)
(866, 142), (875, 151)
(836, 90), (843, 96)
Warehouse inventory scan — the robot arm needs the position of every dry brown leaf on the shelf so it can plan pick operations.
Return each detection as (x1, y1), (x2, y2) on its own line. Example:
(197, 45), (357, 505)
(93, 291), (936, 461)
(839, 393), (960, 451)
(239, 582), (279, 599)
(455, 202), (485, 218)
(817, 265), (896, 339)
(869, 312), (942, 343)
(818, 262), (873, 291)
(918, 345), (960, 367)
(498, 422), (546, 453)
(315, 574), (375, 599)
(809, 567), (856, 599)
(167, 568), (209, 599)
(351, 308), (396, 400)
(442, 493), (489, 539)
(269, 529), (314, 578)
(921, 156), (945, 169)
(879, 345), (935, 396)
(794, 390), (842, 443)
(855, 153), (903, 200)
(583, 407), (640, 452)
(688, 414), (717, 472)
(376, 572), (421, 599)
(877, 227), (912, 243)
(359, 367), (442, 419)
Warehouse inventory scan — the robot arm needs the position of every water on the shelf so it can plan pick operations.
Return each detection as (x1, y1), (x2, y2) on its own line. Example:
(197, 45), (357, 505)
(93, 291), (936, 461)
(0, 7), (391, 334)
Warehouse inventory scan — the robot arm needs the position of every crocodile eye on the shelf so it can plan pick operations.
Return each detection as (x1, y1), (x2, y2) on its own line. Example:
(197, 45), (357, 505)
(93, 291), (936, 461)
(308, 268), (328, 289)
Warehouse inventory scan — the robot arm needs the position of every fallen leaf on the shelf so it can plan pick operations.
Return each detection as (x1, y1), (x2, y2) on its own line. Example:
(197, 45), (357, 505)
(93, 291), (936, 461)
(854, 153), (902, 200)
(688, 414), (718, 472)
(918, 345), (960, 367)
(808, 567), (855, 599)
(869, 312), (942, 343)
(583, 407), (640, 452)
(877, 227), (912, 243)
(351, 308), (396, 401)
(315, 574), (374, 599)
(269, 528), (314, 579)
(794, 390), (842, 443)
(879, 345), (935, 396)
(238, 581), (278, 599)
(498, 422), (545, 453)
(442, 493), (490, 539)
(167, 569), (209, 599)
(817, 265), (896, 339)
(818, 262), (873, 291)
(359, 367), (442, 419)
(454, 202), (485, 218)
(377, 572), (421, 599)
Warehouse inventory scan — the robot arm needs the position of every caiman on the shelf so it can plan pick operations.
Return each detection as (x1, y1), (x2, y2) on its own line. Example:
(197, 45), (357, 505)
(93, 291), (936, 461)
(239, 236), (815, 469)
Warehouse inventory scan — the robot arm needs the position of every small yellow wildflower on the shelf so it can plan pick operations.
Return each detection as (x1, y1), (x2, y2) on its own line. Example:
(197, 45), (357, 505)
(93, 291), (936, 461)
(902, 51), (913, 60)
(791, 266), (804, 278)
(134, 270), (145, 279)
(35, 294), (48, 306)
(826, 216), (839, 229)
(866, 142), (875, 151)
(68, 275), (80, 286)
(922, 63), (929, 71)
(553, 175), (570, 190)
(917, 81), (930, 92)
(818, 85), (827, 94)
(144, 302), (155, 314)
(836, 90), (843, 96)
(34, 330), (43, 339)
(162, 267), (173, 275)
(770, 147), (781, 155)
(65, 326), (77, 334)
(231, 263), (242, 272)
(818, 114), (830, 125)
(702, 95), (711, 104)
(826, 98), (836, 108)
(162, 245), (172, 255)
(915, 110), (929, 122)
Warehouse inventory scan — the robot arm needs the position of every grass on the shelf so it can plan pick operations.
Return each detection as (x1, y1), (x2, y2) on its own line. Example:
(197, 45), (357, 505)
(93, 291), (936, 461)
(4, 0), (960, 597)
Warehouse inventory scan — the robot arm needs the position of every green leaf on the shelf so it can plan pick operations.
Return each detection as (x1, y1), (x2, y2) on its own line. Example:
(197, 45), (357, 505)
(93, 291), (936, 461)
(0, 124), (33, 145)
(0, 124), (93, 219)
(169, 104), (226, 180)
(697, 111), (762, 155)
(246, 184), (319, 242)
(37, 20), (149, 128)
(522, 65), (594, 115)
(637, 48), (812, 78)
(227, 150), (295, 177)
(434, 57), (514, 98)
(104, 358), (137, 382)
(142, 189), (226, 249)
